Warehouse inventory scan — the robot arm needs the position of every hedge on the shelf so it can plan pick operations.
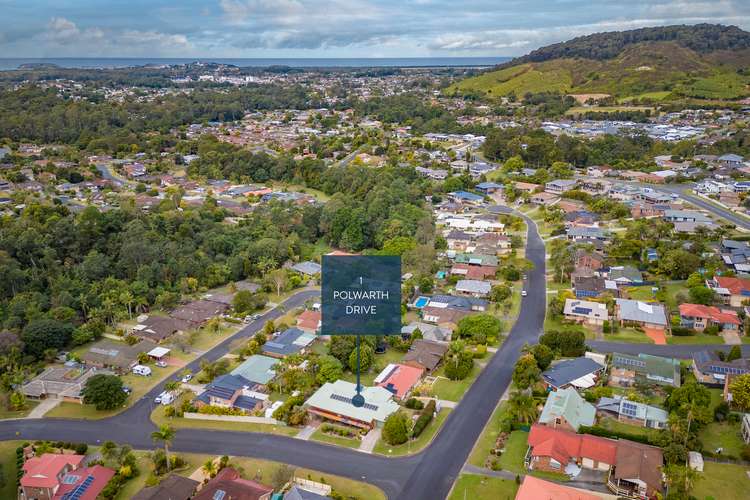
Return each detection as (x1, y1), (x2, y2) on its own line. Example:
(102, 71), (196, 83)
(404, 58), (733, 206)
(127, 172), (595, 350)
(411, 400), (436, 438)
(578, 425), (656, 446)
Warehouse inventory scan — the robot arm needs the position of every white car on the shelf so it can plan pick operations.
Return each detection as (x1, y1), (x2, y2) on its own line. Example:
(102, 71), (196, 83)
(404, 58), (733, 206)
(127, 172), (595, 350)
(155, 360), (168, 368)
(181, 374), (192, 383)
(521, 290), (528, 297)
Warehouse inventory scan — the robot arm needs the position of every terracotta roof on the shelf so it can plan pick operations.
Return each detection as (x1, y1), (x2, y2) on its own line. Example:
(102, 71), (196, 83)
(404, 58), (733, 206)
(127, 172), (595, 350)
(678, 303), (741, 325)
(193, 467), (273, 500)
(132, 473), (199, 500)
(515, 475), (601, 500)
(528, 425), (617, 465)
(21, 453), (84, 489)
(54, 464), (115, 500)
(714, 276), (750, 295)
(376, 364), (424, 399)
(297, 310), (321, 332)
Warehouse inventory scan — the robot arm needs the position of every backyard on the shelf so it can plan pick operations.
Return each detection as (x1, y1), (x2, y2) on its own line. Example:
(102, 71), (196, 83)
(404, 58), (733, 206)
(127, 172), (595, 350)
(693, 462), (750, 500)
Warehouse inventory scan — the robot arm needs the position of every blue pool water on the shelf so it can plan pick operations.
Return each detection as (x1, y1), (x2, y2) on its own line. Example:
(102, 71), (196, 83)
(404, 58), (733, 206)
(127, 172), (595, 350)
(414, 297), (430, 308)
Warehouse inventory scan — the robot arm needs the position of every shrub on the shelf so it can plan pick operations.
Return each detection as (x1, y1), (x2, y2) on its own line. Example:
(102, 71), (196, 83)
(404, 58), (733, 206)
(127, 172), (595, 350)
(671, 326), (697, 337)
(404, 398), (424, 410)
(411, 400), (436, 438)
(74, 443), (88, 455)
(382, 412), (409, 445)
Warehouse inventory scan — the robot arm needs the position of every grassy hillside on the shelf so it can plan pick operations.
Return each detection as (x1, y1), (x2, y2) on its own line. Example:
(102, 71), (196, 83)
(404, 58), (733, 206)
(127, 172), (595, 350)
(449, 36), (750, 101)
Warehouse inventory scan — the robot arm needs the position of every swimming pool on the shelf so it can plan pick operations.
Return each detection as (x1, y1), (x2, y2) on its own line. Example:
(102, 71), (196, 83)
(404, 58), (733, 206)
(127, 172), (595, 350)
(414, 296), (430, 308)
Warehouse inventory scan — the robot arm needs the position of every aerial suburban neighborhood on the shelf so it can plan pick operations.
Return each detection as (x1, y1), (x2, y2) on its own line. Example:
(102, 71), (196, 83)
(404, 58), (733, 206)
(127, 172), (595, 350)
(1, 6), (750, 500)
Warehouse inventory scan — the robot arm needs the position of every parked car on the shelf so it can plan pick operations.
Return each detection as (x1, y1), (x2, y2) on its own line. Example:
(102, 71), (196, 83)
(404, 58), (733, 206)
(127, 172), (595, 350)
(122, 386), (132, 394)
(155, 360), (168, 368)
(154, 391), (175, 405)
(521, 290), (527, 297)
(181, 373), (192, 383)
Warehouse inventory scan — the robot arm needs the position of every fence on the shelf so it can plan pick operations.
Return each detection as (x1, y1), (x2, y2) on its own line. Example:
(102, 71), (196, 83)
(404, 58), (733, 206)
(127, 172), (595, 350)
(183, 413), (283, 425)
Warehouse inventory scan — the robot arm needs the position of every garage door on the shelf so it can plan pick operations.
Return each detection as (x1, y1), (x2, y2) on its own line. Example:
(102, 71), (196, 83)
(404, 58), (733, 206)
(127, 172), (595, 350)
(582, 458), (594, 469)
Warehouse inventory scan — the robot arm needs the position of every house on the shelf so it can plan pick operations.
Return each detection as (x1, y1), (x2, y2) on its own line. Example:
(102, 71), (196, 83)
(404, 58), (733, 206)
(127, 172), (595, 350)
(445, 230), (473, 251)
(402, 339), (448, 372)
(610, 352), (681, 388)
(719, 153), (744, 168)
(475, 181), (503, 194)
(573, 277), (618, 299)
(447, 190), (484, 205)
(663, 209), (711, 224)
(542, 357), (604, 390)
(596, 397), (668, 429)
(678, 303), (741, 332)
(476, 233), (511, 254)
(607, 266), (643, 285)
(614, 299), (667, 329)
(291, 261), (322, 276)
(230, 355), (279, 387)
(401, 321), (452, 342)
(674, 220), (719, 234)
(692, 350), (750, 385)
(525, 425), (663, 499)
(538, 387), (596, 432)
(285, 485), (334, 500)
(574, 250), (605, 271)
(81, 339), (154, 374)
(567, 227), (608, 242)
(423, 294), (488, 312)
(707, 276), (750, 306)
(170, 299), (228, 326)
(515, 476), (601, 500)
(193, 373), (269, 413)
(132, 474), (199, 500)
(531, 192), (560, 206)
(421, 306), (470, 327)
(132, 315), (192, 343)
(20, 454), (115, 500)
(563, 299), (609, 326)
(449, 263), (497, 280)
(296, 308), (321, 333)
(545, 179), (578, 194)
(374, 363), (424, 399)
(453, 253), (498, 267)
(304, 380), (399, 429)
(515, 181), (540, 193)
(455, 279), (492, 298)
(193, 467), (273, 500)
(262, 327), (316, 358)
(21, 365), (109, 403)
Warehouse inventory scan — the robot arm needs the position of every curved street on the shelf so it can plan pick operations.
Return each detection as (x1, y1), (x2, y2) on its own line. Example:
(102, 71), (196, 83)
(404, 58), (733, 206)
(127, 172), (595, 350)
(0, 213), (732, 499)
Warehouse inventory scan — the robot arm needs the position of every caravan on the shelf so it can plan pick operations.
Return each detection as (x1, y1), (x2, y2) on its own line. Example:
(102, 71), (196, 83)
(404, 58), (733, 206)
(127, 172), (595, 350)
(132, 365), (152, 377)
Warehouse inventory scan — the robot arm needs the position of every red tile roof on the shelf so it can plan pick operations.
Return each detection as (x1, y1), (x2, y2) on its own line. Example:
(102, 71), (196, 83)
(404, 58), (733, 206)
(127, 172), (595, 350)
(21, 454), (84, 489)
(53, 464), (115, 500)
(515, 476), (601, 500)
(714, 276), (750, 295)
(678, 303), (741, 325)
(297, 310), (321, 332)
(376, 364), (424, 399)
(528, 425), (617, 465)
(193, 467), (272, 500)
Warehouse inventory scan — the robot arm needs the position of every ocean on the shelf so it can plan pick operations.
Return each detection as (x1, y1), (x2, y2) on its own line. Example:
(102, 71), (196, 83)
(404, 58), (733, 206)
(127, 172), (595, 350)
(0, 57), (509, 71)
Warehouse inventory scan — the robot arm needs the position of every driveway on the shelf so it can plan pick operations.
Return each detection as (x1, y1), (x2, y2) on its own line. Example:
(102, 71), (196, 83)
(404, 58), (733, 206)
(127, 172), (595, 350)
(643, 327), (666, 345)
(722, 330), (741, 345)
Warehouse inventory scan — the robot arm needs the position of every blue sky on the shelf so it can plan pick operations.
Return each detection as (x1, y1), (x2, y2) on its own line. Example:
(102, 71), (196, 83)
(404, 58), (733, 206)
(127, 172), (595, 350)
(1, 0), (749, 58)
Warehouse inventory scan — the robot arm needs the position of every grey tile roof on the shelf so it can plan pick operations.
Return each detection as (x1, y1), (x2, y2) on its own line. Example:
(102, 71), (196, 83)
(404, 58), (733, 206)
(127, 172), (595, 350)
(542, 357), (603, 388)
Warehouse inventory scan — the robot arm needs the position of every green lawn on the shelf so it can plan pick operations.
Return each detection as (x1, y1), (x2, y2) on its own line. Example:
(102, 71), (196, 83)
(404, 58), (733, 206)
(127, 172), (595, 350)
(373, 408), (451, 456)
(432, 364), (481, 402)
(340, 348), (404, 387)
(0, 441), (22, 499)
(150, 402), (298, 437)
(597, 417), (659, 439)
(625, 286), (659, 301)
(468, 403), (509, 467)
(310, 428), (361, 449)
(667, 334), (725, 345)
(494, 430), (529, 474)
(0, 400), (38, 419)
(448, 474), (518, 500)
(698, 422), (746, 457)
(544, 315), (589, 337)
(602, 328), (654, 344)
(693, 462), (750, 500)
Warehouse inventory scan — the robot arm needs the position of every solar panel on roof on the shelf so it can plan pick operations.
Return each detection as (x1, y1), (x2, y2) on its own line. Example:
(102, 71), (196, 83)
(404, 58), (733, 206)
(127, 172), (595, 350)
(265, 341), (285, 349)
(573, 307), (592, 315)
(62, 474), (80, 484)
(62, 475), (94, 500)
(213, 490), (226, 500)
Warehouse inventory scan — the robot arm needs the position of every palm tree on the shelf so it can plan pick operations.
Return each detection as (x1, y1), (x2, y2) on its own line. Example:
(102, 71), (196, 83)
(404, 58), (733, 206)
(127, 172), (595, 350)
(164, 380), (181, 394)
(100, 441), (118, 462)
(151, 424), (176, 472)
(202, 458), (218, 479)
(508, 391), (538, 424)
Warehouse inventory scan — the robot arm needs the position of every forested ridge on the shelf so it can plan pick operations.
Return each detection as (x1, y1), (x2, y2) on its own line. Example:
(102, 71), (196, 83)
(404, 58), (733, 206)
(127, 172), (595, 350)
(503, 24), (750, 67)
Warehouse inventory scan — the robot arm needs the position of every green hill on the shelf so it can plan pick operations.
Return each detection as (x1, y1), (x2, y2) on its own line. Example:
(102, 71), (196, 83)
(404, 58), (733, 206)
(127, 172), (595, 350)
(449, 24), (750, 101)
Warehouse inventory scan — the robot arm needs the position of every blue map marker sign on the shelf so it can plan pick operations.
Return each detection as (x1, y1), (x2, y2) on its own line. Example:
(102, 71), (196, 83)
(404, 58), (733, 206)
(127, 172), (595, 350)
(322, 255), (401, 406)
